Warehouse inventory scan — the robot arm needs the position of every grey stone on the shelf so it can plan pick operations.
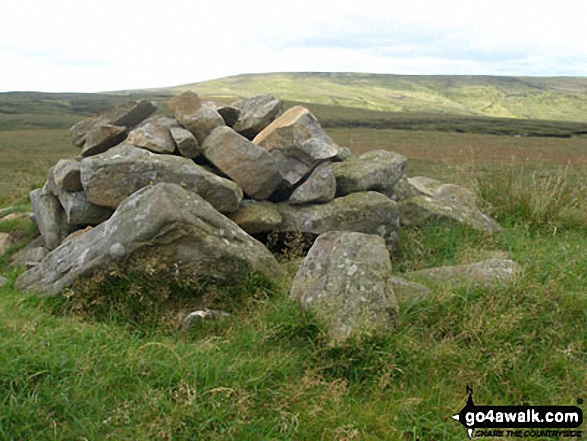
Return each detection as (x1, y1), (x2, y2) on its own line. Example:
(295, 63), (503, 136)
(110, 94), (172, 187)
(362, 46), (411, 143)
(290, 231), (399, 345)
(230, 201), (283, 234)
(126, 115), (177, 154)
(53, 159), (83, 192)
(81, 142), (243, 213)
(406, 177), (478, 208)
(276, 191), (400, 249)
(333, 150), (407, 196)
(16, 183), (283, 296)
(58, 191), (113, 226)
(270, 150), (314, 186)
(171, 92), (225, 144)
(398, 195), (502, 234)
(289, 162), (336, 205)
(232, 94), (282, 139)
(70, 99), (156, 148)
(202, 127), (282, 200)
(30, 185), (73, 250)
(179, 309), (230, 330)
(0, 232), (13, 255)
(404, 259), (521, 289)
(0, 276), (7, 288)
(170, 126), (202, 159)
(81, 124), (128, 157)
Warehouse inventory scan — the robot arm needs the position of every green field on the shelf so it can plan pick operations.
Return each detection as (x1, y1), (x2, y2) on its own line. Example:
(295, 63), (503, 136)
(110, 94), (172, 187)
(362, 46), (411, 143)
(1, 76), (586, 439)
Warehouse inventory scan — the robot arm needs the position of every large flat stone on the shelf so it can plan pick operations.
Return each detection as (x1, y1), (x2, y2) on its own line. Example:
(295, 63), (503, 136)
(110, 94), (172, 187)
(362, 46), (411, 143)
(80, 142), (243, 213)
(16, 183), (283, 296)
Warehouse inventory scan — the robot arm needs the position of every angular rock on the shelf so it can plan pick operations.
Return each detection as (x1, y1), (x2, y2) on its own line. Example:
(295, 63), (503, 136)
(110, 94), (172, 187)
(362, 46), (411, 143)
(30, 185), (73, 250)
(81, 142), (243, 213)
(171, 92), (225, 144)
(0, 232), (13, 256)
(216, 105), (240, 127)
(230, 201), (282, 234)
(333, 150), (407, 196)
(53, 159), (83, 192)
(16, 183), (283, 296)
(168, 91), (202, 117)
(179, 309), (231, 330)
(407, 177), (478, 208)
(70, 99), (156, 147)
(232, 94), (282, 139)
(81, 124), (127, 157)
(289, 162), (336, 205)
(386, 176), (419, 201)
(334, 146), (353, 162)
(58, 191), (114, 226)
(270, 150), (314, 186)
(290, 231), (399, 344)
(253, 106), (340, 184)
(398, 196), (501, 234)
(126, 115), (177, 154)
(11, 245), (48, 269)
(202, 127), (281, 200)
(202, 101), (241, 127)
(170, 126), (202, 158)
(276, 191), (400, 249)
(404, 259), (521, 288)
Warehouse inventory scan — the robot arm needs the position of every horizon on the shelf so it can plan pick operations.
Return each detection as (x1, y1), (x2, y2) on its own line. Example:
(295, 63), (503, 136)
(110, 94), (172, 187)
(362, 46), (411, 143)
(3, 71), (587, 95)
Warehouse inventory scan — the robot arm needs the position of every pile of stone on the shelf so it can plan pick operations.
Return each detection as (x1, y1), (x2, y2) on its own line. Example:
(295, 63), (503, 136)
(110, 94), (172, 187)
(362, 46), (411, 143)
(14, 92), (508, 343)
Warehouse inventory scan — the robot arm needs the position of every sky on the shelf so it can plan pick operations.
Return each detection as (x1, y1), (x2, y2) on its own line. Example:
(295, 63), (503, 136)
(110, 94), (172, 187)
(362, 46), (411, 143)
(1, 0), (586, 93)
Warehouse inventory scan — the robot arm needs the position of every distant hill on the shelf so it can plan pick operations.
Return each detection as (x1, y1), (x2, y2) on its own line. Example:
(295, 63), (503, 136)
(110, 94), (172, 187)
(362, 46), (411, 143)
(2, 73), (587, 137)
(154, 73), (587, 123)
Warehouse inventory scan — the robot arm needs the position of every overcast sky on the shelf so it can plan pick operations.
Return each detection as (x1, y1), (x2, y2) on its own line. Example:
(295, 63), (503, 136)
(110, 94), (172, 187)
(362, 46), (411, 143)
(1, 0), (586, 92)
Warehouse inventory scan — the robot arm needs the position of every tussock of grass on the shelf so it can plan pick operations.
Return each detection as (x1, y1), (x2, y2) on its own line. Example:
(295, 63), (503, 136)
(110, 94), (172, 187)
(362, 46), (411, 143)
(476, 162), (587, 232)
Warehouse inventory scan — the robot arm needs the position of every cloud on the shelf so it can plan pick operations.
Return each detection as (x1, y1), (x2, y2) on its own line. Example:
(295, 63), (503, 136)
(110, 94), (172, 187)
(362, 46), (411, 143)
(0, 0), (586, 91)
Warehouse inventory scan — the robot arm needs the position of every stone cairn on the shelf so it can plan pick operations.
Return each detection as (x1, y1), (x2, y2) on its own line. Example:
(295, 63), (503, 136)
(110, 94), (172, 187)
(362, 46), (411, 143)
(14, 92), (511, 344)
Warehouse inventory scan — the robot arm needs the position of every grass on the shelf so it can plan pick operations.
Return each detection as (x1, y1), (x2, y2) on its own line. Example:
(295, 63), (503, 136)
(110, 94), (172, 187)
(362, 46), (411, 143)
(0, 102), (586, 439)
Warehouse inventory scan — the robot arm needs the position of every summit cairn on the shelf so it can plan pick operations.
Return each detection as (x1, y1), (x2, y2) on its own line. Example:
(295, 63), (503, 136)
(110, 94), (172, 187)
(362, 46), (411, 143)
(16, 91), (504, 344)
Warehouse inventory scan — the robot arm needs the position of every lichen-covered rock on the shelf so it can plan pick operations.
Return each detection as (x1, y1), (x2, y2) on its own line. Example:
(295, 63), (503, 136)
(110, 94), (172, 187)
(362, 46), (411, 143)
(30, 185), (73, 250)
(333, 150), (407, 196)
(170, 92), (225, 144)
(53, 159), (83, 192)
(389, 276), (432, 303)
(16, 183), (283, 297)
(399, 196), (501, 233)
(230, 201), (283, 234)
(81, 124), (127, 157)
(81, 142), (242, 213)
(126, 115), (177, 154)
(232, 94), (282, 139)
(406, 177), (478, 208)
(202, 127), (281, 200)
(289, 162), (336, 205)
(290, 231), (399, 345)
(70, 99), (156, 148)
(0, 232), (13, 256)
(404, 259), (521, 288)
(277, 191), (400, 249)
(57, 190), (113, 226)
(170, 126), (201, 158)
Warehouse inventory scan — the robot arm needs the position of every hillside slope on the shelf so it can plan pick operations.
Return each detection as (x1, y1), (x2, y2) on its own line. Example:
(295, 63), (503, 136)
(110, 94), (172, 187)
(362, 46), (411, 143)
(156, 72), (587, 123)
